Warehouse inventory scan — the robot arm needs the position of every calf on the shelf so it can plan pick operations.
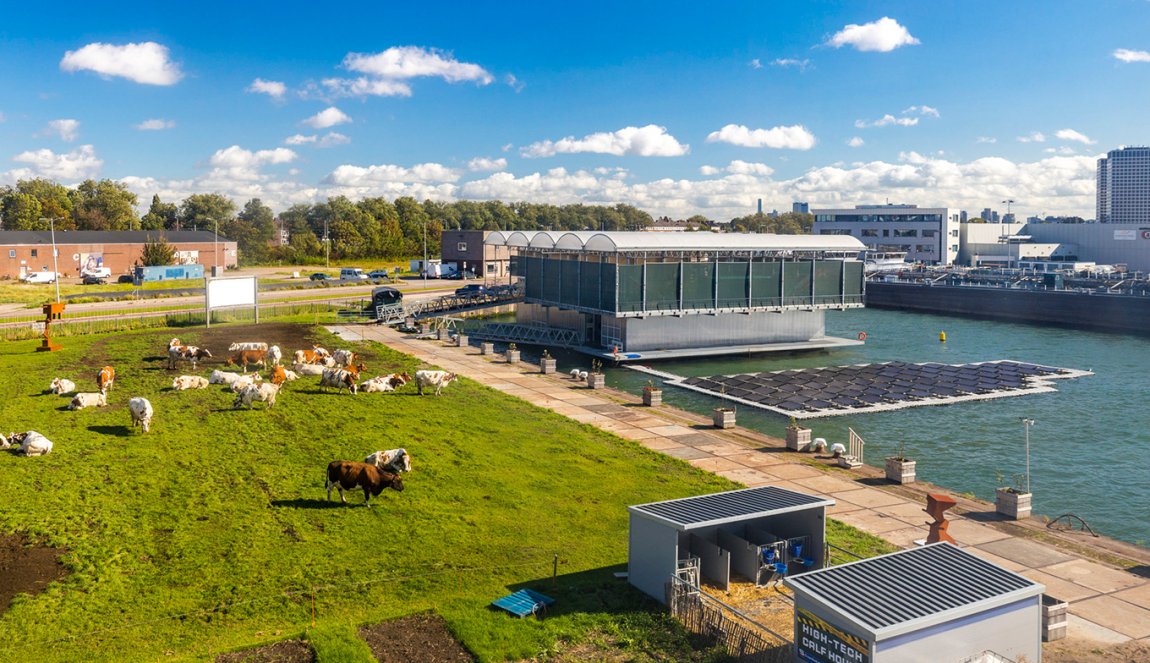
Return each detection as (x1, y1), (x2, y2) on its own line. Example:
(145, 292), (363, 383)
(5, 431), (53, 456)
(267, 345), (283, 366)
(415, 369), (457, 396)
(97, 366), (115, 394)
(325, 461), (404, 506)
(128, 397), (154, 433)
(364, 448), (412, 473)
(320, 368), (358, 395)
(49, 377), (76, 395)
(228, 342), (268, 352)
(226, 350), (267, 373)
(270, 365), (288, 386)
(233, 382), (280, 409)
(70, 392), (107, 410)
(294, 349), (323, 365)
(172, 375), (210, 390)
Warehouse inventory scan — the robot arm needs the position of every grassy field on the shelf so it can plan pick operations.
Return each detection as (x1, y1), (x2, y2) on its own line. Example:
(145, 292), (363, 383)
(0, 324), (895, 662)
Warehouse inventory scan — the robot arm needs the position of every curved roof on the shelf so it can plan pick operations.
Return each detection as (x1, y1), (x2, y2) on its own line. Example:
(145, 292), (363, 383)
(485, 230), (865, 253)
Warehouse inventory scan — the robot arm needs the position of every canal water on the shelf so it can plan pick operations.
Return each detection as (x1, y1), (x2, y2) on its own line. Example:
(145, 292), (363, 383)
(528, 309), (1150, 547)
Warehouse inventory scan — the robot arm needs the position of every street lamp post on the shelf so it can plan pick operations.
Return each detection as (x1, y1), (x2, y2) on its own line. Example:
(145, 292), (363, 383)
(422, 220), (428, 288)
(1002, 199), (1015, 223)
(40, 217), (61, 303)
(323, 218), (330, 269)
(1022, 418), (1035, 493)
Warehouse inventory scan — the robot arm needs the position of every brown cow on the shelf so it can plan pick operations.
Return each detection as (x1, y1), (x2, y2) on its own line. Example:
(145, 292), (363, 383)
(225, 350), (267, 373)
(270, 364), (288, 386)
(97, 366), (115, 394)
(325, 461), (404, 506)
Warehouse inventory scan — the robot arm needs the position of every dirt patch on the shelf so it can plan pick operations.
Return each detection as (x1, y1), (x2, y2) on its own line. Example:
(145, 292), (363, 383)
(703, 577), (795, 639)
(359, 613), (474, 663)
(1044, 639), (1150, 663)
(0, 532), (68, 613)
(215, 639), (315, 663)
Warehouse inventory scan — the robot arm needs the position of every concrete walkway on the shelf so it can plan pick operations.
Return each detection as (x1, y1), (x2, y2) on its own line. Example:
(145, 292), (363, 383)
(333, 324), (1150, 647)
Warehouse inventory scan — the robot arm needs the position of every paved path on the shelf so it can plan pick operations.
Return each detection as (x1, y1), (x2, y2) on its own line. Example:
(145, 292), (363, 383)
(333, 324), (1150, 647)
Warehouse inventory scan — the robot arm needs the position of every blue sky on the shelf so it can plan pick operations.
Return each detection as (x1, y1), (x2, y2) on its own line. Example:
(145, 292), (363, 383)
(2, 1), (1149, 220)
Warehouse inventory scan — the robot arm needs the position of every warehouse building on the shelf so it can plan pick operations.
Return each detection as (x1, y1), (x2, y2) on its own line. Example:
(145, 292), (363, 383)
(0, 230), (236, 281)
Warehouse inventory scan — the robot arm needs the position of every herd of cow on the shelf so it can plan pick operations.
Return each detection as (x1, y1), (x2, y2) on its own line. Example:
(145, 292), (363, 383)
(6, 337), (461, 506)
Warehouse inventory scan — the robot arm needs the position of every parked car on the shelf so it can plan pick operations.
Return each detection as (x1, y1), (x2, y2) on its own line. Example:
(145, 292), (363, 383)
(117, 274), (134, 284)
(81, 274), (107, 285)
(367, 270), (390, 279)
(81, 267), (112, 279)
(339, 267), (370, 282)
(21, 271), (58, 284)
(455, 284), (486, 296)
(309, 272), (329, 281)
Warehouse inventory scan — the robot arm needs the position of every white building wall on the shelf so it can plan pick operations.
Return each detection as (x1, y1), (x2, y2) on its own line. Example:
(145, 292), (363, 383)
(813, 206), (955, 265)
(627, 514), (680, 603)
(875, 597), (1042, 663)
(619, 310), (825, 352)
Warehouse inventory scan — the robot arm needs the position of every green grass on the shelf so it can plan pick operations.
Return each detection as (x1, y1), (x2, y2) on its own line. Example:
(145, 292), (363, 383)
(0, 324), (892, 661)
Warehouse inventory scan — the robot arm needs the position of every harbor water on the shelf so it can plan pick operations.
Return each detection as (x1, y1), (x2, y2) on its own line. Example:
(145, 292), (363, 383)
(578, 308), (1150, 547)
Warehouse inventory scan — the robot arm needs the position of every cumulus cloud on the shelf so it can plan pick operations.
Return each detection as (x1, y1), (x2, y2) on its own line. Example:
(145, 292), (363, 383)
(1017, 131), (1046, 143)
(45, 119), (80, 141)
(468, 157), (507, 172)
(848, 137), (865, 147)
(325, 162), (461, 187)
(1045, 146), (1078, 155)
(12, 144), (102, 180)
(826, 17), (919, 52)
(135, 119), (175, 131)
(1055, 128), (1095, 145)
(699, 165), (722, 176)
(771, 58), (811, 71)
(976, 136), (997, 144)
(203, 146), (297, 184)
(706, 124), (816, 150)
(322, 46), (493, 98)
(285, 132), (349, 148)
(60, 42), (182, 85)
(855, 114), (917, 128)
(522, 124), (689, 157)
(302, 106), (351, 129)
(247, 78), (287, 99)
(1113, 48), (1150, 63)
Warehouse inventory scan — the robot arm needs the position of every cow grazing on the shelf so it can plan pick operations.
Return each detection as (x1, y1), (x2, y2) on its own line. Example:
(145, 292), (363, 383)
(267, 345), (283, 366)
(69, 392), (107, 410)
(325, 461), (404, 506)
(359, 373), (411, 393)
(320, 368), (358, 395)
(168, 344), (212, 370)
(293, 349), (323, 365)
(228, 342), (268, 352)
(209, 369), (243, 386)
(172, 375), (209, 390)
(128, 397), (154, 433)
(292, 362), (326, 377)
(49, 377), (76, 395)
(97, 366), (115, 394)
(415, 370), (457, 396)
(6, 431), (53, 456)
(229, 373), (263, 393)
(312, 345), (332, 360)
(233, 382), (280, 409)
(332, 349), (359, 367)
(225, 350), (267, 373)
(364, 448), (412, 474)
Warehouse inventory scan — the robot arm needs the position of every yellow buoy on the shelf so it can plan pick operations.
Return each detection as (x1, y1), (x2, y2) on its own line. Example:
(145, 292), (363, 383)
(939, 331), (947, 342)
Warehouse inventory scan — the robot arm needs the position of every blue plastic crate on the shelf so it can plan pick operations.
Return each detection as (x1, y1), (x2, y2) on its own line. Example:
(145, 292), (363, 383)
(491, 588), (555, 618)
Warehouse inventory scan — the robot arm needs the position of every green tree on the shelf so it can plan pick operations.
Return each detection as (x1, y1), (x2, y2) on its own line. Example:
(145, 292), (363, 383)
(224, 198), (277, 264)
(0, 192), (45, 230)
(70, 179), (139, 230)
(16, 179), (74, 229)
(179, 193), (236, 233)
(141, 194), (179, 230)
(140, 235), (177, 266)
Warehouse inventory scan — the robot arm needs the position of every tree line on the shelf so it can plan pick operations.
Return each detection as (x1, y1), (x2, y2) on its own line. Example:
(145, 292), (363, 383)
(0, 177), (813, 266)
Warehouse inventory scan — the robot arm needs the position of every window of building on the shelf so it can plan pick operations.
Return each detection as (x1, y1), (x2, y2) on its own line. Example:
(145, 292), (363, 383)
(894, 229), (918, 237)
(916, 245), (933, 252)
(882, 229), (890, 237)
(486, 263), (496, 274)
(922, 229), (937, 237)
(457, 242), (467, 252)
(951, 229), (959, 237)
(7, 250), (14, 258)
(861, 229), (878, 237)
(950, 244), (959, 252)
(30, 249), (38, 258)
(819, 229), (852, 235)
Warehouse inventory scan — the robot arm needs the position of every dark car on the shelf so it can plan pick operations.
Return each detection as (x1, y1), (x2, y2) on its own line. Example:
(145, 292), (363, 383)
(81, 274), (106, 285)
(117, 274), (134, 284)
(309, 272), (329, 281)
(367, 270), (388, 279)
(455, 284), (486, 296)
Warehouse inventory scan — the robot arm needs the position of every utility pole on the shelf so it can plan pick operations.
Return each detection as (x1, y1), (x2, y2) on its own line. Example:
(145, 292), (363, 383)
(324, 218), (330, 269)
(422, 220), (428, 288)
(40, 217), (61, 303)
(1002, 199), (1015, 223)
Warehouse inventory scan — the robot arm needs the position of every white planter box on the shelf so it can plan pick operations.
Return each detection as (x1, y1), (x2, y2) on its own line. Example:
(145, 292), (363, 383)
(506, 350), (520, 364)
(587, 373), (605, 389)
(642, 388), (662, 406)
(995, 488), (1032, 520)
(713, 408), (736, 429)
(540, 358), (557, 374)
(1042, 595), (1068, 642)
(785, 427), (811, 452)
(455, 333), (468, 348)
(480, 342), (495, 355)
(885, 457), (917, 484)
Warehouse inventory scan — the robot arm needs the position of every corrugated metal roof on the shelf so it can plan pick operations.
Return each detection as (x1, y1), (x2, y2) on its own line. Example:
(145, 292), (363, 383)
(0, 230), (227, 245)
(485, 230), (865, 253)
(629, 486), (833, 530)
(785, 542), (1044, 639)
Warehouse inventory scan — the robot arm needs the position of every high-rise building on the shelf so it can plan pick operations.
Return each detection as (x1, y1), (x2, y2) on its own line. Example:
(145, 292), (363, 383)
(792, 202), (809, 214)
(981, 208), (993, 222)
(1097, 146), (1150, 223)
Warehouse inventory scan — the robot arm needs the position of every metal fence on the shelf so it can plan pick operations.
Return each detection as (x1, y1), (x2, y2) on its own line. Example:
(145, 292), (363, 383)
(666, 576), (793, 663)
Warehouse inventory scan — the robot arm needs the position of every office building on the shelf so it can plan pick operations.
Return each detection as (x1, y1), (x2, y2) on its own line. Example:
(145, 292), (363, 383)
(1097, 146), (1150, 223)
(792, 202), (809, 214)
(812, 204), (957, 264)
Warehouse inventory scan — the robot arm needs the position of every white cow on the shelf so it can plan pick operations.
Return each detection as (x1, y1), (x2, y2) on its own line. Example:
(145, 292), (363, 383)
(415, 370), (457, 396)
(6, 431), (53, 456)
(332, 349), (358, 367)
(292, 362), (326, 376)
(229, 373), (264, 393)
(50, 377), (76, 394)
(267, 345), (283, 366)
(280, 368), (299, 381)
(172, 375), (209, 390)
(69, 392), (107, 410)
(364, 448), (413, 473)
(209, 370), (243, 386)
(228, 342), (268, 352)
(233, 382), (280, 409)
(128, 397), (154, 433)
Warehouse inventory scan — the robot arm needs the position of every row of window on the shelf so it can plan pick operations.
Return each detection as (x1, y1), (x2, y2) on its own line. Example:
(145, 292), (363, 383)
(814, 214), (943, 223)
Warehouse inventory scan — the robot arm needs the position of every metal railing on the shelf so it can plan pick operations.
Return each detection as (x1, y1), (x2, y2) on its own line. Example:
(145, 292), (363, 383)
(666, 575), (792, 663)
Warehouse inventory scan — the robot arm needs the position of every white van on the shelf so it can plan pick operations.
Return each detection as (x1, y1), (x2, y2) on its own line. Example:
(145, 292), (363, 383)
(22, 271), (59, 284)
(339, 267), (369, 282)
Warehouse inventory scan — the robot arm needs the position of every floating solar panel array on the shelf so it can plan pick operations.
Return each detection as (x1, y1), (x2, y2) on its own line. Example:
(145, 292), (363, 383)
(642, 360), (1092, 420)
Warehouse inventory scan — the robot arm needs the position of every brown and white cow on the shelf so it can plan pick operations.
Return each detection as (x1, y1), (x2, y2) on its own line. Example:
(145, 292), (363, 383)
(359, 372), (411, 393)
(320, 367), (359, 395)
(325, 461), (404, 506)
(415, 370), (456, 396)
(225, 350), (267, 373)
(168, 344), (212, 370)
(97, 366), (115, 394)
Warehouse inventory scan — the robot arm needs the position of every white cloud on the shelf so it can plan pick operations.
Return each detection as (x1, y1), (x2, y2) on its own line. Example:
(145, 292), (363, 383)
(324, 162), (461, 186)
(302, 106), (351, 129)
(468, 157), (507, 172)
(12, 144), (102, 180)
(848, 137), (864, 147)
(323, 46), (493, 98)
(976, 136), (997, 144)
(771, 58), (811, 71)
(1113, 48), (1150, 63)
(903, 105), (939, 118)
(287, 132), (351, 148)
(284, 134), (316, 145)
(750, 58), (763, 69)
(247, 78), (287, 100)
(505, 74), (525, 92)
(59, 42), (182, 85)
(135, 119), (175, 131)
(321, 77), (412, 98)
(1017, 131), (1046, 143)
(706, 124), (816, 150)
(699, 165), (721, 176)
(522, 124), (689, 157)
(1055, 128), (1095, 145)
(855, 114), (918, 128)
(45, 119), (80, 141)
(1044, 146), (1078, 155)
(204, 146), (297, 184)
(826, 17), (919, 52)
(725, 160), (775, 176)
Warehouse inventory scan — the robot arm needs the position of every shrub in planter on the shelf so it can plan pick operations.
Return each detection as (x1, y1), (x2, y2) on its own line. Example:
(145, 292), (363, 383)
(713, 407), (736, 429)
(785, 417), (812, 452)
(642, 380), (662, 406)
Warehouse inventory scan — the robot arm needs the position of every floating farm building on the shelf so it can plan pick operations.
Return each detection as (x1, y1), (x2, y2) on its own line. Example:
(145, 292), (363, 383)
(484, 231), (867, 361)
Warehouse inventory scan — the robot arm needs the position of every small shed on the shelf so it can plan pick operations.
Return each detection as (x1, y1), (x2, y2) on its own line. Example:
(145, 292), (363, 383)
(785, 542), (1045, 663)
(628, 486), (834, 603)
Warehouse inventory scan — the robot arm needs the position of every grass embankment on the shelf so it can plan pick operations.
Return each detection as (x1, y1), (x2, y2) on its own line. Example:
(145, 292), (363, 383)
(0, 325), (894, 662)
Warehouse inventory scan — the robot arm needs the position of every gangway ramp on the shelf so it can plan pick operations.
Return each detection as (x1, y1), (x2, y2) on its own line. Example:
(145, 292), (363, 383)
(374, 285), (523, 323)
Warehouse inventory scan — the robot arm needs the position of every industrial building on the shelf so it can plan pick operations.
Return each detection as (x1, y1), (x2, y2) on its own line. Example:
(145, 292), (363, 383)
(812, 204), (958, 265)
(0, 230), (236, 281)
(483, 230), (867, 361)
(958, 222), (1150, 273)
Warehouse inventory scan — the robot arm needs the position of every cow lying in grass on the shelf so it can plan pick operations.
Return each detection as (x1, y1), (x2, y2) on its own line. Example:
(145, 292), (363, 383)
(364, 448), (412, 474)
(49, 377), (75, 394)
(325, 461), (404, 506)
(359, 373), (410, 393)
(3, 431), (53, 456)
(172, 375), (209, 390)
(70, 392), (107, 410)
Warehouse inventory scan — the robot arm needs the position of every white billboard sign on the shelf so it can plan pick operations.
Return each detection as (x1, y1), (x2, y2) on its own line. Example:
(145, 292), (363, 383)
(205, 276), (258, 326)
